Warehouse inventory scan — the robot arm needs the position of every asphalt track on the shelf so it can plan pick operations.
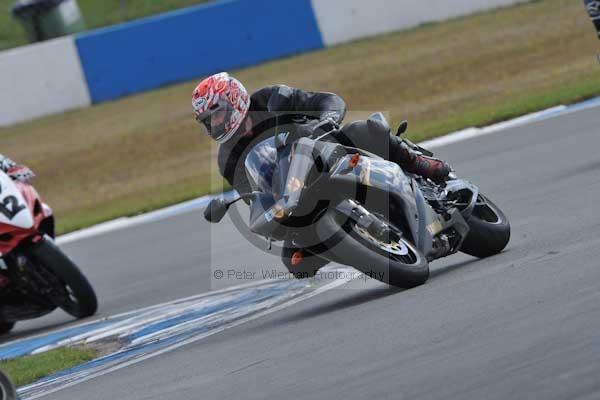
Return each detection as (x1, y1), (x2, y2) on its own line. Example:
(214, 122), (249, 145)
(15, 106), (600, 399)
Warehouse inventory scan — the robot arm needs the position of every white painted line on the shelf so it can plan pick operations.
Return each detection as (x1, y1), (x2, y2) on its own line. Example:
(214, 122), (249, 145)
(557, 95), (600, 115)
(56, 194), (222, 245)
(56, 218), (131, 245)
(480, 105), (567, 134)
(420, 105), (567, 149)
(419, 127), (482, 149)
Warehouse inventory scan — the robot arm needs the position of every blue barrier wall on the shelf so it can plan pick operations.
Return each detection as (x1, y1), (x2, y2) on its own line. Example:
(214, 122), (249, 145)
(75, 0), (324, 103)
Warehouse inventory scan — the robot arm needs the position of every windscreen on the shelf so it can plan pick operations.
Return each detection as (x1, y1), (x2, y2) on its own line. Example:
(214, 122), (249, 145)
(244, 135), (310, 206)
(244, 137), (278, 194)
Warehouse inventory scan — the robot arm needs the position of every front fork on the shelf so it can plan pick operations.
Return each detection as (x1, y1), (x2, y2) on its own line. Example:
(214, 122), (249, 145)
(39, 214), (55, 239)
(3, 240), (58, 307)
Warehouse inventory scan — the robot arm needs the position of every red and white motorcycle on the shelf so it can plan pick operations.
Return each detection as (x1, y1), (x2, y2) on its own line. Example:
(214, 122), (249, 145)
(0, 170), (97, 335)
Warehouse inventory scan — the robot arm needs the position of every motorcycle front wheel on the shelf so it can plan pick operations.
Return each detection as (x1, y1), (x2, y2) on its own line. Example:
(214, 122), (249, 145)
(24, 237), (98, 319)
(314, 209), (429, 288)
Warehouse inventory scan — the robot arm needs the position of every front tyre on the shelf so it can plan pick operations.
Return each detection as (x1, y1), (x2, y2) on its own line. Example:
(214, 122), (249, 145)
(26, 237), (98, 318)
(460, 194), (511, 258)
(315, 210), (429, 288)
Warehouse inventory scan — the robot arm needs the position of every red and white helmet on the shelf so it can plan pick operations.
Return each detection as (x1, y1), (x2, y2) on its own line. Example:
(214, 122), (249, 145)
(192, 72), (251, 144)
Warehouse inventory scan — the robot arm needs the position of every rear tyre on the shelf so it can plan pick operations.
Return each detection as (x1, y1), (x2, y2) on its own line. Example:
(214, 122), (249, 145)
(0, 321), (15, 335)
(460, 194), (510, 258)
(26, 237), (97, 319)
(315, 210), (429, 288)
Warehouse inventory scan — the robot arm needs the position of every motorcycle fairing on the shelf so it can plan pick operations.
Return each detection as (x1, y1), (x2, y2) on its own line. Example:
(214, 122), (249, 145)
(0, 171), (33, 229)
(0, 178), (47, 255)
(244, 134), (475, 260)
(329, 154), (442, 256)
(443, 180), (480, 219)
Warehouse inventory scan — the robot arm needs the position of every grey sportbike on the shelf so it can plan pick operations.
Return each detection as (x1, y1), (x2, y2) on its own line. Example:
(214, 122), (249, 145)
(205, 114), (510, 288)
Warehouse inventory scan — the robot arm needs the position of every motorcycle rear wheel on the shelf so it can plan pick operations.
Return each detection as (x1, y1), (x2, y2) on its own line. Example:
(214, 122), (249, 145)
(460, 194), (511, 258)
(315, 210), (429, 288)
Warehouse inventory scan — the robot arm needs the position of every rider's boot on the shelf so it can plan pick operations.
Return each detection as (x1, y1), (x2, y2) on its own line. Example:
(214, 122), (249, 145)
(389, 137), (452, 184)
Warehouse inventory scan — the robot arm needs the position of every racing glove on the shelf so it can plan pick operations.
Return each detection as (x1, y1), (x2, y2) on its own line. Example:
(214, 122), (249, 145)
(294, 118), (339, 139)
(0, 155), (35, 182)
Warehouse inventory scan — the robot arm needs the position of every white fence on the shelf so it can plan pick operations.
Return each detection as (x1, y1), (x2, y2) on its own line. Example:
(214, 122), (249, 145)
(310, 0), (528, 46)
(0, 37), (90, 126)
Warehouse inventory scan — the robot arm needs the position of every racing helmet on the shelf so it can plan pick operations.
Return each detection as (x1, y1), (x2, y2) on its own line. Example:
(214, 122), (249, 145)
(192, 72), (251, 144)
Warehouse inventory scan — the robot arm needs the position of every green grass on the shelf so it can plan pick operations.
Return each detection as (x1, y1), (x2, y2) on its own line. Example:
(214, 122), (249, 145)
(0, 0), (27, 49)
(57, 178), (231, 233)
(413, 76), (600, 141)
(0, 0), (211, 50)
(0, 347), (97, 387)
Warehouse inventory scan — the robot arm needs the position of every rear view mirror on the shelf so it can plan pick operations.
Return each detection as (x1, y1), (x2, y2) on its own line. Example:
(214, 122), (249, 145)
(204, 198), (229, 223)
(396, 120), (408, 136)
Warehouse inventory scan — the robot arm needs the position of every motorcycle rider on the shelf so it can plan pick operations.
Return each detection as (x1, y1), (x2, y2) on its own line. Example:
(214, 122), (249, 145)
(0, 155), (34, 183)
(584, 0), (600, 39)
(193, 72), (452, 277)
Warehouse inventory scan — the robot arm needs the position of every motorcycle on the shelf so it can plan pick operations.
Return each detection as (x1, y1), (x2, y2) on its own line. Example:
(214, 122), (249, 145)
(205, 113), (510, 288)
(0, 170), (97, 335)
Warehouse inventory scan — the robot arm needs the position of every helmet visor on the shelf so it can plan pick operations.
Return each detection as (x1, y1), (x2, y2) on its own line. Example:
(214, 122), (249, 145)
(196, 102), (235, 142)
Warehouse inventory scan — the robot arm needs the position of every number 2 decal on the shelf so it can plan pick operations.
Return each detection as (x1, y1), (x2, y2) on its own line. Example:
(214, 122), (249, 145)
(0, 184), (26, 220)
(0, 196), (26, 220)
